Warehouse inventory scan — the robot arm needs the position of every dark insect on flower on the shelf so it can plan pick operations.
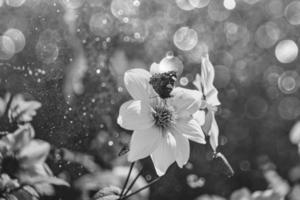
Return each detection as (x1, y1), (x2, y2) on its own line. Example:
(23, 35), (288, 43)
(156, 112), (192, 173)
(149, 71), (177, 99)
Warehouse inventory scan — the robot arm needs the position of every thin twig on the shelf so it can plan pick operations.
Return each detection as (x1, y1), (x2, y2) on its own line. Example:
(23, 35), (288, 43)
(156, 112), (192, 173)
(119, 162), (135, 198)
(123, 168), (143, 197)
(120, 177), (160, 200)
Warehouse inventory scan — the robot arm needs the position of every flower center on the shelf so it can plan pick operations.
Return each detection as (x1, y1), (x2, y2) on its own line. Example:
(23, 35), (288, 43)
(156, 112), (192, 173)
(1, 154), (20, 177)
(149, 71), (177, 99)
(152, 105), (174, 129)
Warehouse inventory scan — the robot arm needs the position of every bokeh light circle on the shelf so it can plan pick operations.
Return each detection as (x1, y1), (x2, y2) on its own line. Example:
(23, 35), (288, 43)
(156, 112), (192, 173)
(275, 40), (298, 63)
(214, 65), (231, 88)
(180, 77), (189, 86)
(62, 0), (84, 9)
(4, 28), (26, 53)
(188, 0), (210, 8)
(245, 96), (268, 119)
(290, 121), (300, 144)
(223, 0), (236, 10)
(278, 71), (299, 94)
(89, 13), (115, 37)
(5, 0), (26, 7)
(208, 0), (231, 22)
(0, 35), (16, 60)
(263, 65), (283, 86)
(278, 97), (300, 120)
(284, 1), (300, 25)
(173, 27), (198, 51)
(111, 0), (139, 21)
(176, 0), (194, 11)
(255, 22), (280, 49)
(36, 42), (59, 64)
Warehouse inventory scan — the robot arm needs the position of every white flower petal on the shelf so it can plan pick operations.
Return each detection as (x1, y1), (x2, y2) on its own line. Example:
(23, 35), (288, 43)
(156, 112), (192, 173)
(209, 114), (219, 151)
(172, 130), (190, 168)
(124, 68), (155, 101)
(170, 87), (202, 118)
(117, 100), (154, 130)
(206, 87), (220, 106)
(151, 132), (176, 176)
(175, 117), (206, 144)
(5, 124), (35, 152)
(192, 74), (202, 92)
(193, 110), (205, 126)
(128, 126), (162, 162)
(202, 110), (214, 136)
(201, 54), (215, 95)
(18, 140), (50, 167)
(149, 63), (160, 74)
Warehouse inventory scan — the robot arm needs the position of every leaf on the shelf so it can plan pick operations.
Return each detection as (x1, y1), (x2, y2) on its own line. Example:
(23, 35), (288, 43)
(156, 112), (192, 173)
(212, 152), (234, 178)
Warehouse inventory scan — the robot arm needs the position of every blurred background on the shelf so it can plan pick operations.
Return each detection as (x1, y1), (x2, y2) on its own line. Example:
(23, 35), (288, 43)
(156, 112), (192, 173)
(1, 0), (300, 199)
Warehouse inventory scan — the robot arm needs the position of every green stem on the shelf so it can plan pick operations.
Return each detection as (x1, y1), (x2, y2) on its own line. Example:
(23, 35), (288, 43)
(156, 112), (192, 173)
(123, 168), (143, 197)
(119, 162), (135, 198)
(120, 177), (160, 200)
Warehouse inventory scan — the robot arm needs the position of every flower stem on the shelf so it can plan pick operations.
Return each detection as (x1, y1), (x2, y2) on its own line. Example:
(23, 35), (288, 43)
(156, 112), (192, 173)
(119, 162), (135, 198)
(123, 168), (143, 197)
(120, 177), (160, 200)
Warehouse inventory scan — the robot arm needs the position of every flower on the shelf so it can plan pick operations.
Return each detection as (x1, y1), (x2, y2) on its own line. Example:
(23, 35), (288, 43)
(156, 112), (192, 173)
(0, 93), (41, 124)
(0, 124), (69, 190)
(193, 54), (220, 152)
(117, 68), (205, 176)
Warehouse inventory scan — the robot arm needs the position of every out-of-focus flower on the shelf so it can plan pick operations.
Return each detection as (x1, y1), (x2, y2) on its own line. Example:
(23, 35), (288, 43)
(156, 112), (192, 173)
(193, 54), (220, 151)
(8, 94), (41, 124)
(252, 190), (282, 200)
(194, 194), (226, 200)
(230, 188), (252, 200)
(289, 121), (300, 153)
(75, 166), (149, 200)
(0, 173), (20, 193)
(117, 68), (205, 176)
(289, 184), (300, 200)
(0, 124), (69, 196)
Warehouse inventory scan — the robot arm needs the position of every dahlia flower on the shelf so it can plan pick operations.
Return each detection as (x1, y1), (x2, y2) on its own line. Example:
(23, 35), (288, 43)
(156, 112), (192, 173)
(117, 68), (205, 176)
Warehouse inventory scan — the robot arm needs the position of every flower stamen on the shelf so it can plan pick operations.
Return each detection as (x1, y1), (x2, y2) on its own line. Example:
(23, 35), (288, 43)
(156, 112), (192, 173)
(152, 105), (174, 129)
